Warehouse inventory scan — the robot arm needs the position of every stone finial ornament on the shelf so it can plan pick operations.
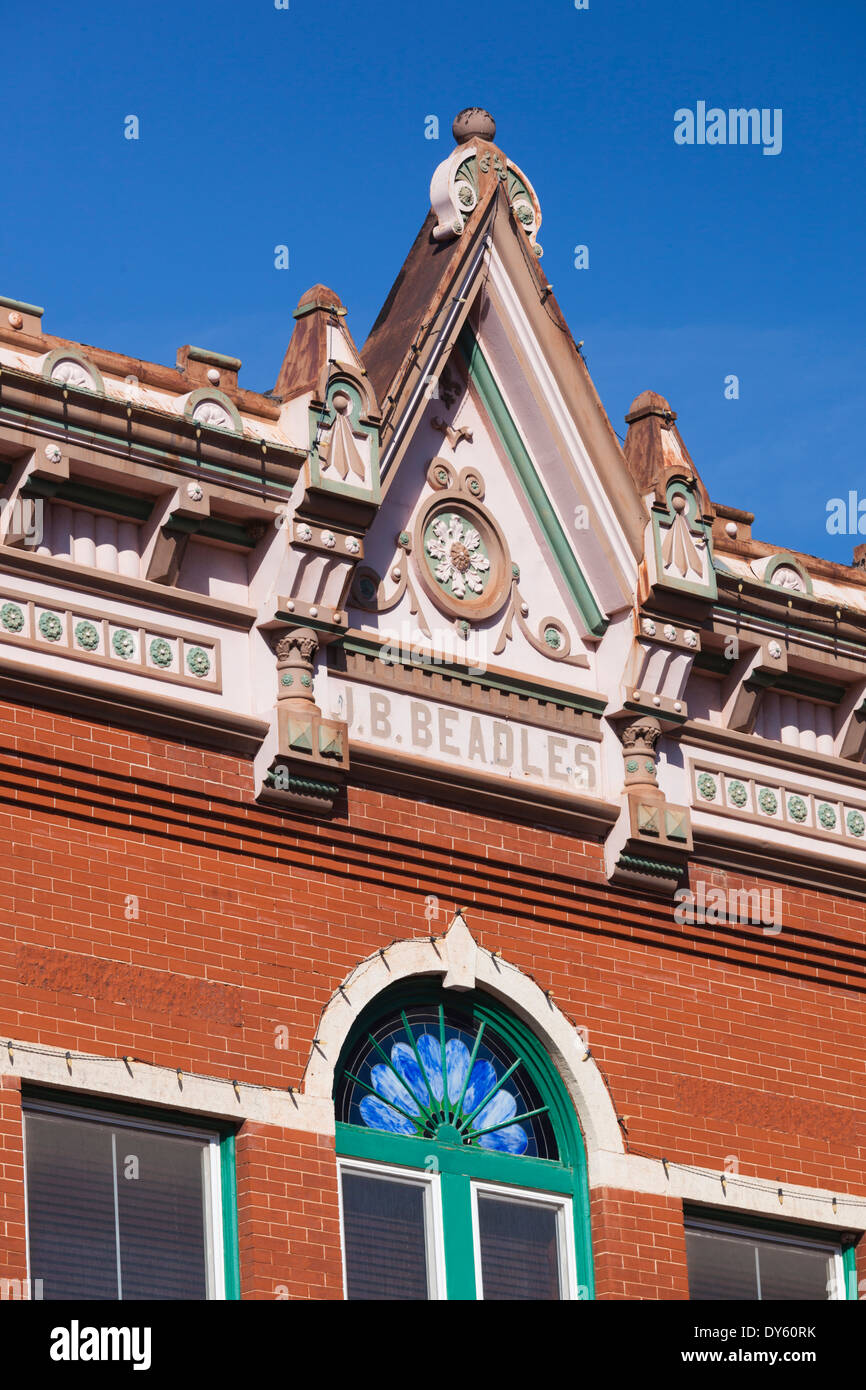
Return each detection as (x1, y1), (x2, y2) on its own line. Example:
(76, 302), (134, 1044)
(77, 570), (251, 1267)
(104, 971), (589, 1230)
(430, 111), (543, 255)
(452, 108), (496, 144)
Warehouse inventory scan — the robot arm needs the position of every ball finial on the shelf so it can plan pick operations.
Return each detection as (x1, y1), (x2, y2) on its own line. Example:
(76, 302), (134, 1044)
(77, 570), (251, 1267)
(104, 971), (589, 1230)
(452, 108), (496, 144)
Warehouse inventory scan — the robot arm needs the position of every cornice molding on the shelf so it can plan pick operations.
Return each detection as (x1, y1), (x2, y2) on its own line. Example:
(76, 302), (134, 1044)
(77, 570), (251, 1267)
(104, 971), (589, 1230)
(681, 720), (866, 791)
(0, 656), (267, 756)
(0, 547), (257, 629)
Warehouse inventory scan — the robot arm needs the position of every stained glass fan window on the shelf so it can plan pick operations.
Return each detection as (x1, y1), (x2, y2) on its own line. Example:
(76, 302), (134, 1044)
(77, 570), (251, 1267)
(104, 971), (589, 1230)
(336, 1002), (559, 1160)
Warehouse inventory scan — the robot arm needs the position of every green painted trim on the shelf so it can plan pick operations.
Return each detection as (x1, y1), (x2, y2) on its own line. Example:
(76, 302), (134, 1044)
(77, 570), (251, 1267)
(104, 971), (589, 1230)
(164, 514), (260, 548)
(308, 378), (381, 504)
(441, 1172), (477, 1299)
(842, 1243), (857, 1300)
(713, 598), (865, 647)
(184, 386), (244, 437)
(773, 672), (847, 705)
(23, 478), (154, 521)
(456, 325), (607, 637)
(294, 298), (345, 320)
(650, 477), (718, 601)
(198, 516), (259, 548)
(0, 294), (43, 316)
(334, 982), (595, 1300)
(0, 401), (298, 495)
(763, 552), (814, 596)
(41, 347), (105, 396)
(690, 657), (846, 705)
(618, 853), (678, 877)
(220, 1133), (241, 1300)
(187, 346), (242, 371)
(335, 1123), (573, 1190)
(342, 635), (607, 715)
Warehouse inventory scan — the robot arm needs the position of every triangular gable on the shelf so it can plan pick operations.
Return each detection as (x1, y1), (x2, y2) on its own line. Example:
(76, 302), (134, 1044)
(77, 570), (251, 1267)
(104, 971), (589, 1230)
(352, 120), (649, 670)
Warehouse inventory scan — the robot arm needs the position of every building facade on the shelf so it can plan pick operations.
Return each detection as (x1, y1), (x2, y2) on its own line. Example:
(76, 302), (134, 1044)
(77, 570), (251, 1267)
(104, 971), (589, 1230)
(1, 108), (865, 1301)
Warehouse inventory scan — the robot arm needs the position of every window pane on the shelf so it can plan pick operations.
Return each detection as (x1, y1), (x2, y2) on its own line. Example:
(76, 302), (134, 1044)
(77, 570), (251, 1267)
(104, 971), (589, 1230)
(687, 1229), (760, 1299)
(477, 1194), (561, 1300)
(757, 1240), (833, 1301)
(687, 1225), (835, 1301)
(25, 1108), (214, 1301)
(117, 1130), (209, 1300)
(26, 1113), (119, 1300)
(342, 1171), (431, 1300)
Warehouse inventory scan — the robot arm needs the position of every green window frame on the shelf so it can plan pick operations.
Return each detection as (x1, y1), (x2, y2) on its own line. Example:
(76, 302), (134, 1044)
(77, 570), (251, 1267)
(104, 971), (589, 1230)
(334, 984), (594, 1300)
(22, 1088), (240, 1301)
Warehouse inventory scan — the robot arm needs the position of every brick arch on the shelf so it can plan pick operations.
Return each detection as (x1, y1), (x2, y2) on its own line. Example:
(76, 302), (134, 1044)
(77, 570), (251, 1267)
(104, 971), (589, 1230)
(302, 911), (624, 1158)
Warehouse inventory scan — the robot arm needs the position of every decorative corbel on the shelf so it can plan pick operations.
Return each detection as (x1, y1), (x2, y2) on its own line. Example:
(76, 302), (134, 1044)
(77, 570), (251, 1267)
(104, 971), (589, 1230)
(720, 637), (787, 733)
(604, 717), (692, 894)
(145, 484), (211, 585)
(259, 627), (349, 813)
(834, 679), (866, 761)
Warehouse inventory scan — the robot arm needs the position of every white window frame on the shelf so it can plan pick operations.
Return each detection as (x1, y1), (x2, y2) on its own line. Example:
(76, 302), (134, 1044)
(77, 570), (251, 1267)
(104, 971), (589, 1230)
(470, 1179), (578, 1301)
(22, 1097), (225, 1300)
(337, 1157), (447, 1301)
(685, 1215), (846, 1301)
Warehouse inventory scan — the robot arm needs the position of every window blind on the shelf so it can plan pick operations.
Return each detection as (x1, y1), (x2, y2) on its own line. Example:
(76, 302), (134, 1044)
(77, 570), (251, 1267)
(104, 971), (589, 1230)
(476, 1194), (561, 1300)
(341, 1171), (431, 1300)
(25, 1105), (213, 1301)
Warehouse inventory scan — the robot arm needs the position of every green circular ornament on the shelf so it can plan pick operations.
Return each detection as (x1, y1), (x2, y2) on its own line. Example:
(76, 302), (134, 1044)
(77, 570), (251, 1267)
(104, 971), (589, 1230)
(758, 788), (778, 815)
(112, 628), (135, 660)
(149, 637), (173, 668)
(38, 611), (63, 642)
(75, 620), (99, 651)
(186, 646), (211, 678)
(787, 795), (807, 823)
(846, 810), (865, 837)
(1, 602), (24, 633)
(697, 773), (717, 801)
(817, 803), (836, 829)
(728, 780), (747, 807)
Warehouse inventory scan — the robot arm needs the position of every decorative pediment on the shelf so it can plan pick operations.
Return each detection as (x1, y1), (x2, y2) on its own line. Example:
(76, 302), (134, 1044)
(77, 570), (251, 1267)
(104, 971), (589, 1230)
(754, 552), (813, 595)
(647, 470), (717, 601)
(307, 373), (380, 505)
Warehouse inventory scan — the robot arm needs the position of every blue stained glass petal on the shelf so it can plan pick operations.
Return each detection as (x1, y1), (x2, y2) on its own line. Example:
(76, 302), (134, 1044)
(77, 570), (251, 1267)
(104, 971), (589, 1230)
(416, 1033), (445, 1102)
(359, 1094), (417, 1135)
(463, 1059), (497, 1115)
(478, 1123), (529, 1154)
(369, 1062), (421, 1116)
(445, 1039), (471, 1106)
(391, 1042), (430, 1107)
(473, 1088), (517, 1133)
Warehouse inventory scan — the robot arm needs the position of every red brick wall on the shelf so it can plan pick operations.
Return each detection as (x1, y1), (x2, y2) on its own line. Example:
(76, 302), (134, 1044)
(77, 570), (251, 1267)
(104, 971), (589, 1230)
(591, 1188), (690, 1299)
(1, 698), (864, 1299)
(0, 1077), (27, 1293)
(235, 1124), (342, 1300)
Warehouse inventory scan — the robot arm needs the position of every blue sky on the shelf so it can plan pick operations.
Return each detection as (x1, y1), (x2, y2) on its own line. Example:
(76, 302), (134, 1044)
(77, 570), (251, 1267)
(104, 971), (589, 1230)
(3, 0), (864, 564)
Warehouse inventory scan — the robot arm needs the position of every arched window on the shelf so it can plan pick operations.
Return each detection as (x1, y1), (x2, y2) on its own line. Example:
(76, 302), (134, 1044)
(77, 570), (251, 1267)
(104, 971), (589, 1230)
(334, 984), (593, 1300)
